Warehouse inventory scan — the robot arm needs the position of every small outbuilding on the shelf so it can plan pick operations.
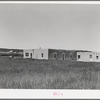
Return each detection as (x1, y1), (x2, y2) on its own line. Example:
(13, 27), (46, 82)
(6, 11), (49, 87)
(77, 51), (100, 62)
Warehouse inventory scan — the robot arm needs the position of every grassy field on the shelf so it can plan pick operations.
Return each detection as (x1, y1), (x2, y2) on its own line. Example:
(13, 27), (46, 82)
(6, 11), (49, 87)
(0, 57), (100, 89)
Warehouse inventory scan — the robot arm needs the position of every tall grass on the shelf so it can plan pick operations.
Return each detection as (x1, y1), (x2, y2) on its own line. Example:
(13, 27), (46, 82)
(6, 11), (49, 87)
(0, 57), (100, 89)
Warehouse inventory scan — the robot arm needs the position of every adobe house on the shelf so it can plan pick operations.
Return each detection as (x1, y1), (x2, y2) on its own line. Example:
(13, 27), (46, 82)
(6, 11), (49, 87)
(23, 48), (79, 60)
(23, 49), (34, 59)
(23, 49), (48, 59)
(77, 51), (100, 62)
(48, 49), (77, 60)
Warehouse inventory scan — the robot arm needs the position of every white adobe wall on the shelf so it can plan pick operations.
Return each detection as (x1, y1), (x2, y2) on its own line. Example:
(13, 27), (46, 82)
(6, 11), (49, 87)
(33, 49), (48, 60)
(91, 52), (100, 62)
(77, 52), (100, 62)
(23, 49), (33, 58)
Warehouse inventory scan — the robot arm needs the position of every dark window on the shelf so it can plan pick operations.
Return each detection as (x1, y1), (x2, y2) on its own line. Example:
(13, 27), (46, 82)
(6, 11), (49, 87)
(25, 53), (29, 56)
(41, 53), (43, 57)
(62, 53), (65, 60)
(96, 56), (99, 59)
(90, 55), (92, 58)
(54, 53), (57, 59)
(78, 55), (80, 59)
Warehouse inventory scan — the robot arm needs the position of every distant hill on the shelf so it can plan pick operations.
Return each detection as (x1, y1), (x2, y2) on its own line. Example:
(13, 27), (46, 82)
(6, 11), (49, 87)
(0, 48), (23, 58)
(0, 48), (23, 52)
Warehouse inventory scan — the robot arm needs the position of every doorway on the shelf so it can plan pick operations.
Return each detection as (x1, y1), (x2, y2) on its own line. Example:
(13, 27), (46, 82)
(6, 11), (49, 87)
(62, 53), (65, 60)
(30, 53), (32, 58)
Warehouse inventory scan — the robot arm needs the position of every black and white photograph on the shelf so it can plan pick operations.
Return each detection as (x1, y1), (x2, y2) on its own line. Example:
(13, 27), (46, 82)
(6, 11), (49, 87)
(0, 2), (100, 90)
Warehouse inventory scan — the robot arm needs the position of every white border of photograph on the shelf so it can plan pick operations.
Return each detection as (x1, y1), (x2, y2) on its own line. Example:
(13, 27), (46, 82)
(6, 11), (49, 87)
(0, 1), (100, 99)
(0, 1), (100, 4)
(0, 89), (100, 99)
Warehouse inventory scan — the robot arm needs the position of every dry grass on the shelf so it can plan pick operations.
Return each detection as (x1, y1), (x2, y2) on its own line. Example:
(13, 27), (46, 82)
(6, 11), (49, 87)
(0, 57), (100, 89)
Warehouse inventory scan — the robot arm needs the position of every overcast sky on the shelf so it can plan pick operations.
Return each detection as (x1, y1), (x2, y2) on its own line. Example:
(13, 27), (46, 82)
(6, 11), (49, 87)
(0, 4), (100, 51)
